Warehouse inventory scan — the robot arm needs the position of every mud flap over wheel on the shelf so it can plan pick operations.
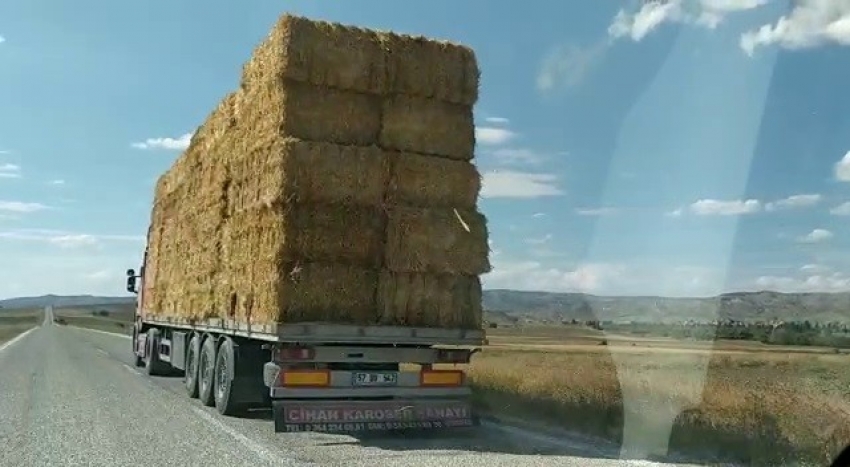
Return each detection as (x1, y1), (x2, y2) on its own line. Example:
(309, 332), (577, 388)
(144, 329), (168, 376)
(132, 327), (144, 367)
(214, 337), (244, 416)
(198, 335), (217, 407)
(184, 333), (201, 398)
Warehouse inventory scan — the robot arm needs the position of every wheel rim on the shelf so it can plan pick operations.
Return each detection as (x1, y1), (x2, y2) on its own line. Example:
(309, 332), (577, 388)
(186, 345), (196, 383)
(200, 349), (211, 393)
(215, 351), (228, 401)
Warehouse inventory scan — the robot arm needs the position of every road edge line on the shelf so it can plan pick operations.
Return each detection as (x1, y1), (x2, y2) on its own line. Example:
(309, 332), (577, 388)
(0, 326), (37, 353)
(67, 325), (132, 339)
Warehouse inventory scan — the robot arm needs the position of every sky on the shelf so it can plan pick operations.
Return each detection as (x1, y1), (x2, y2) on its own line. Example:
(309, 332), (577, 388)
(1, 0), (850, 299)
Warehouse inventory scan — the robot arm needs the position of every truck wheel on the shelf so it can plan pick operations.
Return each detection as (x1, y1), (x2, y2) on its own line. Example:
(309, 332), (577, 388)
(198, 336), (217, 407)
(184, 334), (201, 398)
(214, 337), (244, 416)
(144, 329), (167, 376)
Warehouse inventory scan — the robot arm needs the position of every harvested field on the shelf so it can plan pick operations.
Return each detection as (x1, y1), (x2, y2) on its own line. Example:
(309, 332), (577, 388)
(388, 152), (481, 209)
(377, 271), (482, 329)
(380, 95), (475, 160)
(385, 206), (490, 275)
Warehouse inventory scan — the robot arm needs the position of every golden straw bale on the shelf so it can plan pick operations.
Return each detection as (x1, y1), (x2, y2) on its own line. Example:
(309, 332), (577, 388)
(232, 138), (389, 210)
(382, 32), (479, 106)
(242, 14), (387, 95)
(229, 203), (386, 268)
(377, 271), (482, 329)
(248, 262), (379, 326)
(388, 152), (481, 209)
(385, 206), (490, 275)
(380, 95), (474, 160)
(239, 80), (382, 146)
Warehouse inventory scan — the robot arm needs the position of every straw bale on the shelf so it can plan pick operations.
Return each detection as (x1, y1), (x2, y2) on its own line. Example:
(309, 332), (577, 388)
(248, 262), (379, 326)
(382, 32), (479, 106)
(385, 206), (490, 275)
(388, 152), (481, 209)
(242, 14), (387, 95)
(380, 95), (474, 160)
(239, 79), (382, 147)
(190, 92), (240, 155)
(230, 203), (385, 268)
(231, 138), (389, 210)
(377, 271), (482, 329)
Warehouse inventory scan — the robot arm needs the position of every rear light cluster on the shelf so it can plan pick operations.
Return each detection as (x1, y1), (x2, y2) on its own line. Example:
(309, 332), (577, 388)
(420, 369), (464, 387)
(277, 346), (315, 361)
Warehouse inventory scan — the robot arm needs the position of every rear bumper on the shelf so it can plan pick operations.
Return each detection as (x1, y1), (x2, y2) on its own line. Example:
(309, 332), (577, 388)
(272, 398), (478, 433)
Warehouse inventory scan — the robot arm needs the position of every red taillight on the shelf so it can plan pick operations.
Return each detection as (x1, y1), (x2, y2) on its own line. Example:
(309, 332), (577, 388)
(277, 347), (315, 361)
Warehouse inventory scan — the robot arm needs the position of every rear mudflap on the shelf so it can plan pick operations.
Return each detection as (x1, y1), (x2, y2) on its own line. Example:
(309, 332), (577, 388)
(272, 399), (478, 433)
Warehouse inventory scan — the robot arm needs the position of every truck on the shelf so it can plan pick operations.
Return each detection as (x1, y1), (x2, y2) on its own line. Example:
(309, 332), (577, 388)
(124, 260), (485, 433)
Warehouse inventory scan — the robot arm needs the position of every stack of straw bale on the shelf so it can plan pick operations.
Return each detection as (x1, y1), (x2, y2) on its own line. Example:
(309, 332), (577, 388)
(146, 14), (489, 330)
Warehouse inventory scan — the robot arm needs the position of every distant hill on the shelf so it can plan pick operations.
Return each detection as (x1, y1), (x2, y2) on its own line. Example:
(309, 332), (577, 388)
(0, 294), (135, 310)
(2, 290), (849, 324)
(483, 289), (850, 324)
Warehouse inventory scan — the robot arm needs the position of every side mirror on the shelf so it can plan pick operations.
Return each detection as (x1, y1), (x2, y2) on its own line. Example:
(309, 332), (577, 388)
(126, 269), (136, 277)
(126, 274), (138, 294)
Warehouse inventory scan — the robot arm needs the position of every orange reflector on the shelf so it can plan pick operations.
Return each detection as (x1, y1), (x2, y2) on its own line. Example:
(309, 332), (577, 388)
(420, 370), (463, 387)
(280, 370), (330, 387)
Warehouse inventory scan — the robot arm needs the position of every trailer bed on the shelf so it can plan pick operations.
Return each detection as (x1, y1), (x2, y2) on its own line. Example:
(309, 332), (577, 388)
(140, 315), (486, 346)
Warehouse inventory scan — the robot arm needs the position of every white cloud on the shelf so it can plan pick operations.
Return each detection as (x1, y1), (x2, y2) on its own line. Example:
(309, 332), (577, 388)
(741, 0), (850, 55)
(0, 201), (49, 213)
(475, 127), (516, 146)
(666, 208), (684, 217)
(131, 132), (192, 151)
(532, 212), (547, 218)
(480, 170), (564, 199)
(0, 228), (144, 247)
(576, 207), (618, 216)
(797, 228), (833, 244)
(525, 234), (553, 246)
(689, 198), (761, 216)
(764, 193), (822, 211)
(754, 272), (850, 293)
(484, 258), (724, 297)
(0, 163), (21, 179)
(49, 179), (65, 186)
(537, 41), (608, 91)
(835, 151), (850, 181)
(0, 36), (5, 44)
(608, 0), (768, 42)
(830, 201), (850, 216)
(484, 117), (509, 125)
(487, 148), (544, 165)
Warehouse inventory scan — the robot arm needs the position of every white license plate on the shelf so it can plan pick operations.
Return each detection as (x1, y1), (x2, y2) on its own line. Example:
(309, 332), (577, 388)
(352, 372), (398, 386)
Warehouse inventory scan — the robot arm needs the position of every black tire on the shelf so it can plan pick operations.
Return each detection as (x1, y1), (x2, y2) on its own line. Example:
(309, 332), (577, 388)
(198, 336), (217, 407)
(144, 329), (167, 376)
(184, 334), (201, 398)
(214, 337), (244, 416)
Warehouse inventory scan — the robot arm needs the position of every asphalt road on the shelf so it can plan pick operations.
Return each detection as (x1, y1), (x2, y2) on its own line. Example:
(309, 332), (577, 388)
(0, 309), (702, 467)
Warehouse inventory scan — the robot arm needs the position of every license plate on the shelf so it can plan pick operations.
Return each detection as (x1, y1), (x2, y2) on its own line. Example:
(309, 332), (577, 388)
(352, 372), (398, 386)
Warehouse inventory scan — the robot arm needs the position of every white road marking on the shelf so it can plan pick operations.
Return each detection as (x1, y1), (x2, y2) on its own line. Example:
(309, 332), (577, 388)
(0, 327), (37, 354)
(96, 348), (109, 356)
(192, 407), (311, 466)
(122, 363), (141, 376)
(69, 325), (133, 339)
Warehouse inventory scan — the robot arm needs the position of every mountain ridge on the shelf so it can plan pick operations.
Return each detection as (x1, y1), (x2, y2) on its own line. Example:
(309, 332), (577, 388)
(1, 290), (848, 323)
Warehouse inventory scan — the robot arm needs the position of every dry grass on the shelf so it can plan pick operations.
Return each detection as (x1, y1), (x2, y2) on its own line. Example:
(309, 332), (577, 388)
(377, 271), (482, 329)
(0, 309), (42, 343)
(380, 95), (475, 160)
(467, 326), (850, 466)
(388, 153), (481, 209)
